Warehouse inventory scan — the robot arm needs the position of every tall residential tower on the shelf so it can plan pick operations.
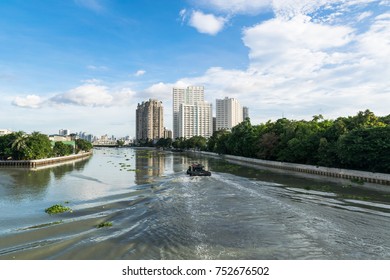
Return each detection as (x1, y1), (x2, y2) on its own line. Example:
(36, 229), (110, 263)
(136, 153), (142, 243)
(216, 97), (243, 131)
(136, 99), (164, 142)
(172, 86), (212, 139)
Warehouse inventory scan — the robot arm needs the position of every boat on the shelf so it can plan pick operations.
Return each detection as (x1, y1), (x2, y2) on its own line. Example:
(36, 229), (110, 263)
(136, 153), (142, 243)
(186, 163), (211, 176)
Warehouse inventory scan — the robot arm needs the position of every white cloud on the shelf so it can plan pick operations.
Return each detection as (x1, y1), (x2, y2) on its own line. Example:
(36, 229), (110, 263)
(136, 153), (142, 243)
(52, 83), (113, 107)
(82, 78), (102, 84)
(195, 0), (272, 15)
(357, 11), (373, 21)
(12, 95), (44, 109)
(134, 70), (146, 77)
(179, 9), (187, 23)
(188, 10), (227, 35)
(272, 0), (332, 19)
(111, 87), (136, 105)
(242, 15), (354, 77)
(140, 81), (189, 101)
(50, 80), (137, 107)
(357, 13), (390, 59)
(163, 2), (389, 123)
(87, 65), (108, 71)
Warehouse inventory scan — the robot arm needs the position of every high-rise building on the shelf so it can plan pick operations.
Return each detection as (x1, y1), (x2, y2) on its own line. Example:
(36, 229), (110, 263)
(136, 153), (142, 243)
(178, 101), (213, 139)
(59, 129), (70, 136)
(216, 97), (243, 131)
(136, 99), (164, 141)
(164, 128), (172, 139)
(172, 86), (206, 139)
(243, 106), (249, 120)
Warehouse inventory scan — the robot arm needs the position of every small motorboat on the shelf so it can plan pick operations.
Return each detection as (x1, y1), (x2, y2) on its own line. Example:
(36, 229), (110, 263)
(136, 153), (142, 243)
(186, 163), (211, 176)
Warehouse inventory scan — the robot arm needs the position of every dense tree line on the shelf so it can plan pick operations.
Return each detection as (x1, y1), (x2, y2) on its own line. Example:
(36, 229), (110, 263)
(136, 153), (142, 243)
(0, 131), (93, 160)
(171, 110), (389, 173)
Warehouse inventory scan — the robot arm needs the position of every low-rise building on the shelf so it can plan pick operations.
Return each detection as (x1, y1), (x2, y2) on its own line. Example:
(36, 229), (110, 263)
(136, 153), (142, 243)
(0, 129), (12, 136)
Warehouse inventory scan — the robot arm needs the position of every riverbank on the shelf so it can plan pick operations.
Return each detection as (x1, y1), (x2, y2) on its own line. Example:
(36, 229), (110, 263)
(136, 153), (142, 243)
(0, 151), (93, 169)
(190, 150), (390, 186)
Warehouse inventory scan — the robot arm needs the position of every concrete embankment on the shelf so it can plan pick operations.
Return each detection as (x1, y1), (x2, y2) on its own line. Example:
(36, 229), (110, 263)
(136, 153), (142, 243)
(192, 151), (390, 186)
(0, 151), (93, 169)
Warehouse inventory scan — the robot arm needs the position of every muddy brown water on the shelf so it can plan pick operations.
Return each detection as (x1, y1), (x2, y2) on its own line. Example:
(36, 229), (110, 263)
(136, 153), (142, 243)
(1, 148), (390, 259)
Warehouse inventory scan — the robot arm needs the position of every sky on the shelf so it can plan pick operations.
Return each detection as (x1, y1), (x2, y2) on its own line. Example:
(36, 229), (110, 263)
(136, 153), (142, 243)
(0, 0), (389, 138)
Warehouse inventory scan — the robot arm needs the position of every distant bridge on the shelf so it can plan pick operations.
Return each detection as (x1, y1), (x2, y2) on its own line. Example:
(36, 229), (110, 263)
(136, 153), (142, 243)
(92, 143), (119, 147)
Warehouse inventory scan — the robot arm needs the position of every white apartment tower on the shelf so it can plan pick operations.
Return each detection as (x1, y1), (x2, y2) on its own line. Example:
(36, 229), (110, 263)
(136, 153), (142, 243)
(178, 102), (213, 139)
(172, 86), (212, 139)
(216, 97), (243, 131)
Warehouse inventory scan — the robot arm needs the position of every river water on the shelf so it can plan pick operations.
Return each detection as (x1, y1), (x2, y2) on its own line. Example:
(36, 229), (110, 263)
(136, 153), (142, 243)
(1, 148), (390, 260)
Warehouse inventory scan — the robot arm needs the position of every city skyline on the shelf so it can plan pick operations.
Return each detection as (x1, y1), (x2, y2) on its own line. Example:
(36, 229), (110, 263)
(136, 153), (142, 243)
(1, 0), (389, 138)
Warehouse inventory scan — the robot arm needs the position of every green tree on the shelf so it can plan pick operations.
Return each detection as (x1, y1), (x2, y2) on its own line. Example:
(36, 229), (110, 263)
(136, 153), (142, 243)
(379, 114), (390, 125)
(76, 139), (93, 152)
(172, 137), (187, 150)
(11, 131), (31, 160)
(155, 138), (172, 149)
(256, 132), (279, 160)
(53, 142), (74, 156)
(207, 129), (230, 153)
(226, 118), (256, 157)
(26, 132), (53, 159)
(117, 140), (125, 147)
(0, 134), (14, 160)
(187, 136), (207, 150)
(337, 126), (390, 173)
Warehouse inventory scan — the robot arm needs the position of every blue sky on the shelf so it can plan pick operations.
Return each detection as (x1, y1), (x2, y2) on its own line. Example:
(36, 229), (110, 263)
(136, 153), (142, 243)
(1, 0), (389, 138)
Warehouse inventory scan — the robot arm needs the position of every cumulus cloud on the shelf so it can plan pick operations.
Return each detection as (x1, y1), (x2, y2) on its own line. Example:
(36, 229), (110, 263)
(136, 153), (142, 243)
(188, 10), (227, 35)
(140, 81), (188, 100)
(12, 95), (45, 109)
(166, 1), (390, 122)
(242, 15), (354, 77)
(134, 70), (146, 77)
(51, 83), (113, 107)
(11, 79), (137, 110)
(111, 87), (136, 105)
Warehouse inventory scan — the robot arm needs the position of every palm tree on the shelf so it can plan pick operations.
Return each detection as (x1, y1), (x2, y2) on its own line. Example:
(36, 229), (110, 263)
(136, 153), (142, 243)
(11, 131), (30, 160)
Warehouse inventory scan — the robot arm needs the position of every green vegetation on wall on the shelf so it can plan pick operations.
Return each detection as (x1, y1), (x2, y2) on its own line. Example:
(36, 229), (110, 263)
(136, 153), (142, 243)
(172, 110), (389, 173)
(0, 132), (93, 160)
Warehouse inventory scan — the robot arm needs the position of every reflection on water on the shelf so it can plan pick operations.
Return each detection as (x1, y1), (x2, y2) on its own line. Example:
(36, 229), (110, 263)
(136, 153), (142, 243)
(1, 148), (390, 260)
(135, 150), (165, 184)
(0, 157), (91, 202)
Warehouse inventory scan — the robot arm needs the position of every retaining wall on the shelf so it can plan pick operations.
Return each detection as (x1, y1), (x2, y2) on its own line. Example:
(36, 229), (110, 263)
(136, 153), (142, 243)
(191, 151), (390, 186)
(0, 151), (93, 169)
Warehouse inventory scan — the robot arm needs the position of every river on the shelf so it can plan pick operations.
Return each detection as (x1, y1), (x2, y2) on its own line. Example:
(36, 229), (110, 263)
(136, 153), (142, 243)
(1, 148), (390, 260)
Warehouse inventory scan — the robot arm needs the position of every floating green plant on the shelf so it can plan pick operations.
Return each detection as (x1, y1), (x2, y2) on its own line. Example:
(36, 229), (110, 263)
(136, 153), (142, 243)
(97, 221), (113, 228)
(45, 204), (72, 215)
